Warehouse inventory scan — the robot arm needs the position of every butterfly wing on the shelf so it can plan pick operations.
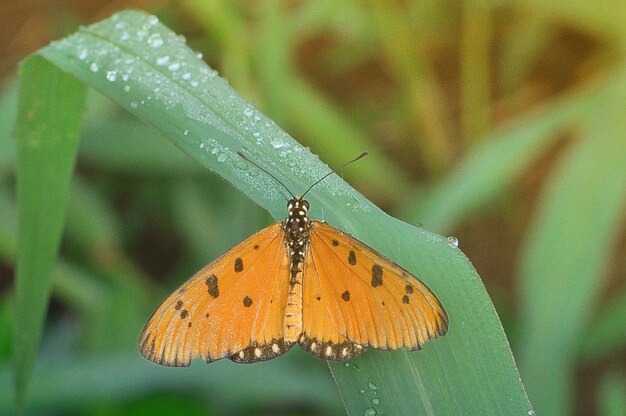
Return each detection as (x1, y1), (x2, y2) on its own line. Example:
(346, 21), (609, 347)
(139, 222), (294, 366)
(300, 221), (448, 359)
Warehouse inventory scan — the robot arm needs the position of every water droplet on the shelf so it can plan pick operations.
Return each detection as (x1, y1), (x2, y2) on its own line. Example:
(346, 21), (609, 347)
(156, 56), (170, 66)
(199, 143), (205, 149)
(196, 52), (203, 59)
(168, 62), (180, 72)
(528, 411), (535, 416)
(120, 31), (130, 41)
(183, 129), (189, 136)
(368, 382), (378, 391)
(364, 408), (377, 416)
(123, 85), (131, 92)
(446, 236), (459, 248)
(147, 34), (164, 48)
(371, 398), (380, 406)
(78, 49), (88, 60)
(211, 147), (220, 155)
(115, 22), (125, 30)
(271, 140), (286, 149)
(359, 389), (365, 394)
(89, 62), (99, 73)
(217, 153), (228, 163)
(344, 362), (350, 368)
(182, 72), (192, 80)
(243, 108), (254, 117)
(252, 132), (261, 138)
(130, 101), (138, 108)
(235, 160), (248, 170)
(148, 15), (159, 25)
(190, 80), (198, 87)
(106, 70), (117, 82)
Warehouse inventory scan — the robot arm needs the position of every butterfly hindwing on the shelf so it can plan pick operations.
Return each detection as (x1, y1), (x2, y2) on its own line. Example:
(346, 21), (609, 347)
(139, 223), (294, 366)
(300, 257), (366, 360)
(302, 221), (448, 352)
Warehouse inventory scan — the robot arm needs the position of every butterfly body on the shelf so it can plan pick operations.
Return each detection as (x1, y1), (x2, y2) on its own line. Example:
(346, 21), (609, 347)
(140, 197), (448, 366)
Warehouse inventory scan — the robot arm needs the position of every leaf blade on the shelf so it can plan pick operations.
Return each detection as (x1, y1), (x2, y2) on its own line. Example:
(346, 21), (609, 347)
(13, 54), (86, 406)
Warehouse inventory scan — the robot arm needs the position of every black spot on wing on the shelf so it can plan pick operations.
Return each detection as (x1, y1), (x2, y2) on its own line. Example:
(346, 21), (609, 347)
(405, 285), (414, 294)
(174, 300), (183, 310)
(332, 239), (339, 246)
(235, 257), (244, 272)
(371, 264), (383, 287)
(402, 295), (410, 304)
(341, 290), (350, 301)
(348, 250), (357, 265)
(180, 309), (189, 319)
(243, 296), (253, 307)
(205, 274), (219, 298)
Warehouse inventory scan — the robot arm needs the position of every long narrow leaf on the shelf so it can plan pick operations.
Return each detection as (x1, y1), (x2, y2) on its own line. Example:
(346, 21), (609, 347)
(405, 70), (626, 233)
(518, 90), (626, 415)
(13, 55), (86, 406)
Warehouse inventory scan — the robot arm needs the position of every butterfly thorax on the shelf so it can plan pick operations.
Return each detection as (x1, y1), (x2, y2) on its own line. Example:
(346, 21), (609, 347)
(284, 198), (311, 277)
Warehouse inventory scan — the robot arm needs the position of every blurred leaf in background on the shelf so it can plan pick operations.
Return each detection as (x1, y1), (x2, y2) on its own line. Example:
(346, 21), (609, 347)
(0, 1), (625, 416)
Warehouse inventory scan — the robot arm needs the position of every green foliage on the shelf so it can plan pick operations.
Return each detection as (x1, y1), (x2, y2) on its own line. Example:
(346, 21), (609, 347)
(1, 1), (624, 415)
(13, 56), (86, 405)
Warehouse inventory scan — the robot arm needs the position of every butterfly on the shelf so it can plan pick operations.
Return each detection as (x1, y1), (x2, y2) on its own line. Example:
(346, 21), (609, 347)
(139, 152), (448, 366)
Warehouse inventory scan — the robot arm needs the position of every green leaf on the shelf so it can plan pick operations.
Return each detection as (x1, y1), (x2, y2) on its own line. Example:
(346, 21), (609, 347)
(13, 55), (86, 406)
(580, 287), (626, 362)
(0, 78), (18, 178)
(15, 10), (532, 414)
(598, 371), (626, 416)
(404, 71), (626, 233)
(518, 88), (626, 416)
(0, 353), (341, 415)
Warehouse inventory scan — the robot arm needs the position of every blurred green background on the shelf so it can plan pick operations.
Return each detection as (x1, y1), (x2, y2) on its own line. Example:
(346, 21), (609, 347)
(1, 1), (625, 415)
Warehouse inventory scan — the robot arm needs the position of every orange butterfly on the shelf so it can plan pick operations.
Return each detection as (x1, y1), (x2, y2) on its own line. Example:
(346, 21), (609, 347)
(139, 152), (448, 366)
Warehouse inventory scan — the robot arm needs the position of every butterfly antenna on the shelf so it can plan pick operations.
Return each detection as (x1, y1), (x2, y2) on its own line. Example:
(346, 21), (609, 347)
(300, 151), (368, 199)
(237, 151), (295, 199)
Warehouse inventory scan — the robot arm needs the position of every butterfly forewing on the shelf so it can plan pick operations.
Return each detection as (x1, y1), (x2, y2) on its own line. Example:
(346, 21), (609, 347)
(303, 221), (448, 352)
(139, 223), (294, 366)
